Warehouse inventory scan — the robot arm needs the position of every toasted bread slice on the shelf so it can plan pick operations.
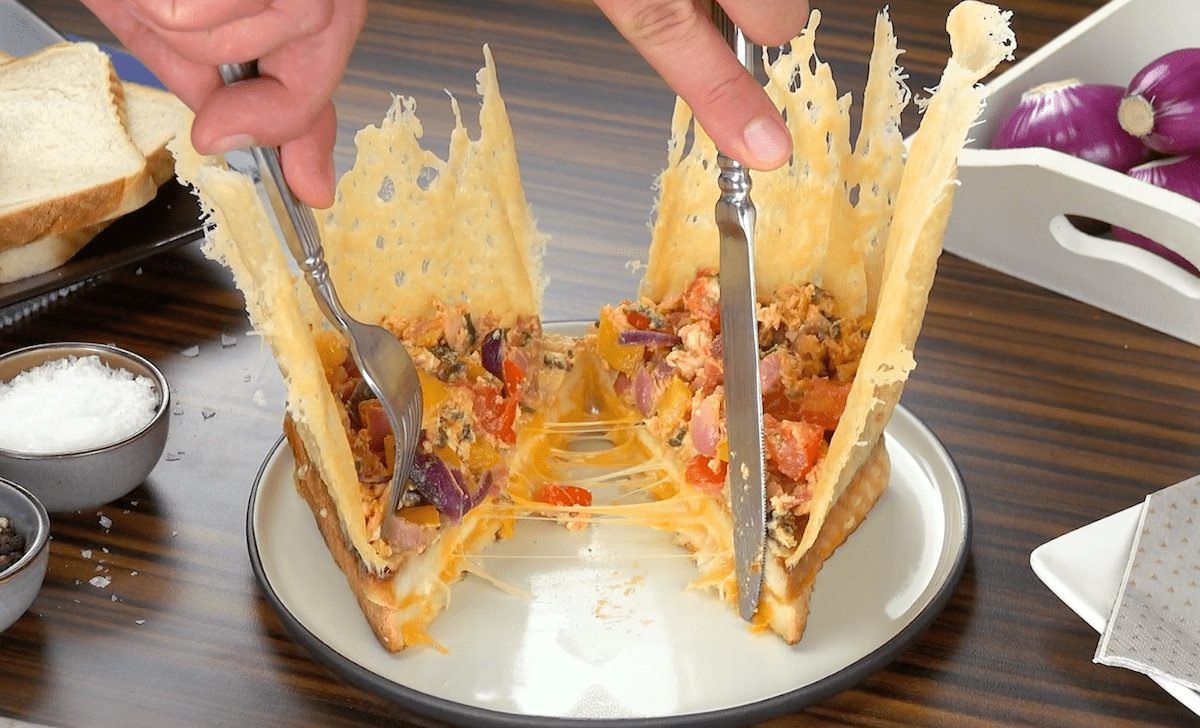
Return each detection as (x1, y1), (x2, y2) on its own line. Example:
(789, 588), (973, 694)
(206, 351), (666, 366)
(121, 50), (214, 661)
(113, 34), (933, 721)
(0, 42), (156, 251)
(172, 2), (1015, 652)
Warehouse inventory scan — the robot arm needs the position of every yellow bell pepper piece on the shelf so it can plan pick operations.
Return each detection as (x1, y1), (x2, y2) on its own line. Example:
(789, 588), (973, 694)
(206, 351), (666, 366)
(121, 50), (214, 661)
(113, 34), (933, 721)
(597, 313), (643, 376)
(657, 376), (692, 426)
(398, 504), (441, 527)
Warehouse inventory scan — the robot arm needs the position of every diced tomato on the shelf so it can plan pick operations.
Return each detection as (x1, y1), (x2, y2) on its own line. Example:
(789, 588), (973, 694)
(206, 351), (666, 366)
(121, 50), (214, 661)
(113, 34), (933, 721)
(685, 455), (727, 494)
(625, 310), (651, 330)
(535, 483), (593, 508)
(763, 416), (824, 482)
(503, 358), (525, 395)
(683, 268), (721, 330)
(763, 377), (851, 432)
(472, 384), (518, 445)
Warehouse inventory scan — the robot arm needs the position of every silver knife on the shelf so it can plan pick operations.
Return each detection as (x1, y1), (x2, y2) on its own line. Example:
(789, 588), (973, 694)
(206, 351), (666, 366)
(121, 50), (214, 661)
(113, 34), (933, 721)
(711, 5), (767, 622)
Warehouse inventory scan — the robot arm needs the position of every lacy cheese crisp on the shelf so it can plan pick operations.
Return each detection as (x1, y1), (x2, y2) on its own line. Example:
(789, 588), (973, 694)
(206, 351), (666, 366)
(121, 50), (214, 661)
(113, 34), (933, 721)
(173, 2), (1014, 652)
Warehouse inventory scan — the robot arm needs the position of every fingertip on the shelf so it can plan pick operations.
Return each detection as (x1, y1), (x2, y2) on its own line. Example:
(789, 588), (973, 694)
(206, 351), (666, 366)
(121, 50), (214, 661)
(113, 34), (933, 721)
(741, 115), (792, 170)
(283, 149), (336, 209)
(281, 114), (339, 209)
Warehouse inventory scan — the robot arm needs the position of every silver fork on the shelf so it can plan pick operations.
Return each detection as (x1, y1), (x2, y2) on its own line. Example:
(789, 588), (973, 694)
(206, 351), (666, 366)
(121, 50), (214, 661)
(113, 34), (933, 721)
(218, 63), (424, 543)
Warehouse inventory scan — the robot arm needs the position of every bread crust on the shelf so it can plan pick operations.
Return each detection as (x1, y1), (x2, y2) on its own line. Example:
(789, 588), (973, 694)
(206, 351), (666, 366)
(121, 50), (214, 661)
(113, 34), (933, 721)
(284, 417), (410, 650)
(760, 437), (890, 643)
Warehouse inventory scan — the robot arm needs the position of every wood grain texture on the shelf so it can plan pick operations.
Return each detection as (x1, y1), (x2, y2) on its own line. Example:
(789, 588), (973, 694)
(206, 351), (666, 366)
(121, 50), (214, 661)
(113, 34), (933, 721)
(5, 0), (1200, 726)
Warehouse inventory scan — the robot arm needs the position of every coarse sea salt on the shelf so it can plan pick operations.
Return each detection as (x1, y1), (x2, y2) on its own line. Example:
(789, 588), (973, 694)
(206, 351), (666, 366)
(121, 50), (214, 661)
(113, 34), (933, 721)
(0, 355), (159, 454)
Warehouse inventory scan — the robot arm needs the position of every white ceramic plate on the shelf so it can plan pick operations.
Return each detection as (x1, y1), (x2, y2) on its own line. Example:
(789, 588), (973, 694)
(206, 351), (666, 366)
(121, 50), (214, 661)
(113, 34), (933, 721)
(247, 325), (969, 727)
(1030, 488), (1200, 716)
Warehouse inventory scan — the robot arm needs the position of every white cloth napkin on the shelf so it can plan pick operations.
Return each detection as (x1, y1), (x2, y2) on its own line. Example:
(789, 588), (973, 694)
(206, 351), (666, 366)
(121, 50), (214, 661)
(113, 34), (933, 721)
(1095, 478), (1200, 691)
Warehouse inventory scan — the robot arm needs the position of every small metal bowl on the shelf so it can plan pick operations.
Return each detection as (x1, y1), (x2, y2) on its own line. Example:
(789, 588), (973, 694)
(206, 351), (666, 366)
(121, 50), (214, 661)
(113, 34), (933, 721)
(0, 342), (171, 512)
(0, 477), (50, 634)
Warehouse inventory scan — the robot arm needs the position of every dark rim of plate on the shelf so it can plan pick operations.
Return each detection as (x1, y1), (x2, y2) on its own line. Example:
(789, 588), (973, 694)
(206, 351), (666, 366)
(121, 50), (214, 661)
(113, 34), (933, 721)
(244, 404), (971, 728)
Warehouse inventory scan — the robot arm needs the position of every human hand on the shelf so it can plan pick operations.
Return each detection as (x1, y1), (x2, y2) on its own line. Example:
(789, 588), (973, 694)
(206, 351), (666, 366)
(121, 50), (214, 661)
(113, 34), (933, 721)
(80, 0), (367, 209)
(593, 0), (808, 171)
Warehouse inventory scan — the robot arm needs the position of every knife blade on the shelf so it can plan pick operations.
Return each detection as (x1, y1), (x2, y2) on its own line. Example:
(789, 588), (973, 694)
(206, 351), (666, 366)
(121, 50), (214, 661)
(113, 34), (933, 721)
(710, 5), (767, 622)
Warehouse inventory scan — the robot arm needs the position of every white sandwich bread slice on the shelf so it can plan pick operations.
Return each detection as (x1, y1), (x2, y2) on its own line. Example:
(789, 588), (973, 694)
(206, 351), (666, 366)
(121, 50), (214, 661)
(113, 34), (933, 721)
(0, 42), (158, 252)
(0, 45), (188, 283)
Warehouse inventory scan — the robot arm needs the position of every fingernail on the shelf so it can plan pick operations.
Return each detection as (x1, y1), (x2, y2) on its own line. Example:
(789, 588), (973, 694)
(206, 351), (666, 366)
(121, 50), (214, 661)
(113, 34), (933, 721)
(743, 116), (791, 168)
(208, 134), (258, 155)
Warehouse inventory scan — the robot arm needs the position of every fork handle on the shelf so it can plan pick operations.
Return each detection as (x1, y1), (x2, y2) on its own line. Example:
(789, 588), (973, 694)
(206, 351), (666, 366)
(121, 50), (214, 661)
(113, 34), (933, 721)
(216, 63), (352, 332)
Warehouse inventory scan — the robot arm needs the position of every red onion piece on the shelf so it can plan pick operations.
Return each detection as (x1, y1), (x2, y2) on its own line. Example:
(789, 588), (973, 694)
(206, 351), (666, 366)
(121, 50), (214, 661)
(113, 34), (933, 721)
(691, 394), (721, 457)
(409, 452), (486, 522)
(617, 329), (681, 348)
(633, 368), (656, 417)
(758, 350), (784, 394)
(1111, 155), (1200, 275)
(1118, 48), (1200, 155)
(480, 328), (505, 381)
(992, 79), (1149, 171)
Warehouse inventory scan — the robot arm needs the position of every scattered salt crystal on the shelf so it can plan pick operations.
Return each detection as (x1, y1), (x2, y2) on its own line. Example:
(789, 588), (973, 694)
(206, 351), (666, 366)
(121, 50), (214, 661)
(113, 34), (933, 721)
(221, 334), (237, 347)
(135, 619), (145, 625)
(165, 452), (183, 462)
(98, 515), (112, 529)
(81, 549), (91, 559)
(101, 547), (109, 553)
(252, 390), (267, 406)
(171, 530), (178, 537)
(111, 595), (118, 602)
(0, 355), (159, 454)
(130, 571), (137, 576)
(89, 576), (111, 588)
(181, 345), (200, 357)
(201, 408), (216, 420)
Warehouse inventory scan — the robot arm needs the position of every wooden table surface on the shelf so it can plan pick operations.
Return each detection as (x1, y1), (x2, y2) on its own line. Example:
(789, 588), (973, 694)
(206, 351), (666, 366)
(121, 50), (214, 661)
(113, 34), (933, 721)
(4, 0), (1200, 726)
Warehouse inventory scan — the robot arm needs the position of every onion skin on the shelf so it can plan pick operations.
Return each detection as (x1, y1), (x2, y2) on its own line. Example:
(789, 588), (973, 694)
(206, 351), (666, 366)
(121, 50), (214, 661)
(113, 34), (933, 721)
(1118, 48), (1200, 155)
(1111, 155), (1200, 275)
(992, 79), (1149, 171)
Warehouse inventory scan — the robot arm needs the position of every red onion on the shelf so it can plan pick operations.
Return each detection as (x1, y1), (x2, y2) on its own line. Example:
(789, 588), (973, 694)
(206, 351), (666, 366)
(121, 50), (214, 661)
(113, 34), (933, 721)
(1111, 155), (1200, 275)
(480, 328), (505, 381)
(1118, 48), (1200, 155)
(992, 79), (1149, 171)
(633, 368), (656, 416)
(617, 329), (681, 348)
(758, 350), (784, 394)
(408, 452), (490, 522)
(691, 394), (721, 457)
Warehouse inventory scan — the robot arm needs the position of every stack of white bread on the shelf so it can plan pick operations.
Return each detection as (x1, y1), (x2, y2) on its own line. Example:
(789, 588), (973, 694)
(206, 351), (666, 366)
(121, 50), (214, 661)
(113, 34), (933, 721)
(0, 42), (188, 284)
